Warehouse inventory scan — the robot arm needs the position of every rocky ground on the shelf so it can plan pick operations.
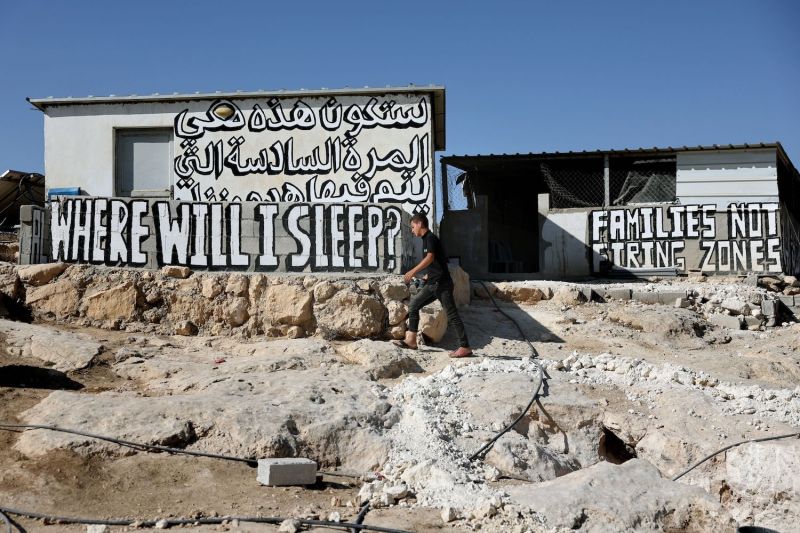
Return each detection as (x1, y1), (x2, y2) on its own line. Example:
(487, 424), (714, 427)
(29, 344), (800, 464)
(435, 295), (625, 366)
(1, 272), (799, 532)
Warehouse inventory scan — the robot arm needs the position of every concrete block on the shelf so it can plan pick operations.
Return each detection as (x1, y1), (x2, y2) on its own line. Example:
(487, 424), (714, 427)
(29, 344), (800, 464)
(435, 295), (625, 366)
(778, 295), (796, 308)
(709, 314), (743, 330)
(581, 287), (602, 302)
(658, 291), (688, 305)
(788, 306), (800, 317)
(761, 300), (778, 317)
(675, 297), (690, 308)
(604, 288), (632, 301)
(257, 458), (317, 486)
(632, 291), (659, 305)
(743, 315), (762, 327)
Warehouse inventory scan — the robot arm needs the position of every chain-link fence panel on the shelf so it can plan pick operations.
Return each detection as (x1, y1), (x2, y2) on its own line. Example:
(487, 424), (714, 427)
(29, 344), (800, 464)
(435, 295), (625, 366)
(610, 158), (676, 205)
(540, 159), (604, 209)
(444, 162), (471, 211)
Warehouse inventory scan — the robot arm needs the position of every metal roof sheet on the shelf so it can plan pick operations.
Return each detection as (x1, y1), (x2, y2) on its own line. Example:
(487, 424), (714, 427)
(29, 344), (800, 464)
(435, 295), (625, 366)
(27, 85), (447, 150)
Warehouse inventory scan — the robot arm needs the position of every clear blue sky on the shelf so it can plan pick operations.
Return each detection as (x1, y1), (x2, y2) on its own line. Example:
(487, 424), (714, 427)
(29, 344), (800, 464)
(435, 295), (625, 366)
(1, 0), (798, 174)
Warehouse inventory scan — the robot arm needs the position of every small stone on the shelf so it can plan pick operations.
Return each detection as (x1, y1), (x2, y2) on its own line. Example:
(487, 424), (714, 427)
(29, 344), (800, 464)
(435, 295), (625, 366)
(278, 518), (302, 533)
(161, 265), (191, 279)
(86, 526), (109, 533)
(286, 325), (305, 339)
(327, 511), (341, 523)
(154, 519), (169, 529)
(441, 506), (457, 523)
(383, 483), (409, 500)
(174, 320), (198, 336)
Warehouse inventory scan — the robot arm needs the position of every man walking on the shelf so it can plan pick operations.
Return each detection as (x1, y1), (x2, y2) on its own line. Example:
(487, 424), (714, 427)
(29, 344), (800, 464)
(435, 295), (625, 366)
(393, 213), (473, 357)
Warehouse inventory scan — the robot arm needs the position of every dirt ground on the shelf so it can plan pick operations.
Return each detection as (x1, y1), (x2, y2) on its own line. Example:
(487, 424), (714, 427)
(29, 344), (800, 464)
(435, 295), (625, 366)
(1, 281), (799, 532)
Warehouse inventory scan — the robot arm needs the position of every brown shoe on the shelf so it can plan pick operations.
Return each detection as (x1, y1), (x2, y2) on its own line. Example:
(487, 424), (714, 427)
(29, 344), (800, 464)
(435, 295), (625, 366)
(449, 347), (473, 358)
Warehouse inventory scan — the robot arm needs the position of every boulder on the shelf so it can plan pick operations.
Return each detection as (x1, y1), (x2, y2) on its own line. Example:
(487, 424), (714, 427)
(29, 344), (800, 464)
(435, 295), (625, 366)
(390, 324), (406, 340)
(338, 339), (423, 379)
(0, 264), (20, 300)
(495, 283), (548, 305)
(174, 320), (197, 336)
(201, 277), (223, 299)
(225, 274), (249, 296)
(448, 265), (470, 307)
(84, 281), (140, 321)
(607, 306), (705, 337)
(25, 280), (80, 318)
(472, 281), (497, 299)
(313, 281), (338, 303)
(315, 289), (385, 338)
(378, 278), (409, 301)
(419, 301), (447, 343)
(0, 320), (101, 371)
(552, 287), (587, 306)
(720, 298), (750, 316)
(225, 297), (250, 327)
(385, 300), (408, 326)
(261, 284), (313, 326)
(18, 262), (68, 286)
(506, 460), (736, 531)
(161, 265), (191, 279)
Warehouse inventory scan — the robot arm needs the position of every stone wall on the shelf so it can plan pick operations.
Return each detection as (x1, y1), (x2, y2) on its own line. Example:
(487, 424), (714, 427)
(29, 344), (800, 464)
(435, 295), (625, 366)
(0, 262), (475, 342)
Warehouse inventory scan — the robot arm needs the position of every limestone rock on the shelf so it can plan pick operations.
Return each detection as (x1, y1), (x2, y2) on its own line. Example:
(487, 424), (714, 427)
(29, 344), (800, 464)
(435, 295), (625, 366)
(313, 281), (338, 303)
(385, 300), (408, 326)
(472, 281), (497, 299)
(338, 339), (423, 379)
(84, 281), (140, 322)
(25, 279), (80, 318)
(448, 265), (471, 307)
(201, 277), (223, 299)
(0, 319), (101, 371)
(261, 284), (313, 326)
(419, 301), (447, 343)
(495, 283), (548, 305)
(174, 320), (197, 336)
(286, 325), (304, 339)
(506, 459), (736, 531)
(378, 278), (409, 301)
(390, 324), (406, 340)
(18, 262), (68, 286)
(720, 297), (750, 316)
(161, 265), (191, 279)
(315, 290), (385, 338)
(225, 297), (250, 327)
(225, 274), (249, 296)
(607, 306), (704, 337)
(552, 287), (587, 306)
(0, 264), (20, 300)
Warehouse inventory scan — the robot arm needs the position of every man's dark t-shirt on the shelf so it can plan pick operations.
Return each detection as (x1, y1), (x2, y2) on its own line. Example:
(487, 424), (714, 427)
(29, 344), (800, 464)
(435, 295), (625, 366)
(420, 230), (451, 285)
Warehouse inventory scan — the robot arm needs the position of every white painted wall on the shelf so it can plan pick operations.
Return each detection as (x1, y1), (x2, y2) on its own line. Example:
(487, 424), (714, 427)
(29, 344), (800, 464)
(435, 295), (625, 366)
(42, 92), (436, 215)
(676, 148), (778, 209)
(540, 211), (590, 277)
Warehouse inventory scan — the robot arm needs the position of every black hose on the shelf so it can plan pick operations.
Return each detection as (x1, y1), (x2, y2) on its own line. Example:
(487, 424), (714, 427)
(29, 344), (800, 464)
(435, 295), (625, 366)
(0, 506), (412, 533)
(672, 431), (800, 481)
(0, 509), (13, 533)
(352, 502), (371, 533)
(468, 280), (547, 461)
(0, 423), (258, 467)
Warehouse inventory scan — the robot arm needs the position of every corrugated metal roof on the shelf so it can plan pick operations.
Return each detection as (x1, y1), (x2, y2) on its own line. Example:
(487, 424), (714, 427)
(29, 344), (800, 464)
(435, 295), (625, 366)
(442, 142), (786, 166)
(27, 85), (447, 150)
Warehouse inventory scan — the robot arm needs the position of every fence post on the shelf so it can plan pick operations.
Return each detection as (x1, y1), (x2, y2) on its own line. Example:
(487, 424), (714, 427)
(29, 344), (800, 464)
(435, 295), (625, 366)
(603, 154), (610, 207)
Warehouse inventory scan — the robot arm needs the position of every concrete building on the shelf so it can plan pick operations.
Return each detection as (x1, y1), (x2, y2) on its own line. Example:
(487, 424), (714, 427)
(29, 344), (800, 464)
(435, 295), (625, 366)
(441, 143), (800, 278)
(22, 86), (445, 273)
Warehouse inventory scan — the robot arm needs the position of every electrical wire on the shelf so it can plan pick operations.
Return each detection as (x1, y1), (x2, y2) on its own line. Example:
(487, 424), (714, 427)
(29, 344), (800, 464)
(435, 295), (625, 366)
(468, 280), (547, 461)
(0, 423), (258, 466)
(671, 431), (800, 481)
(0, 506), (412, 533)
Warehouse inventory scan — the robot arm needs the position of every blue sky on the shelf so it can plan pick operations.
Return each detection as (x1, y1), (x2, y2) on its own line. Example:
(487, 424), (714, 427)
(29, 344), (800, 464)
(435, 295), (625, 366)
(1, 0), (798, 173)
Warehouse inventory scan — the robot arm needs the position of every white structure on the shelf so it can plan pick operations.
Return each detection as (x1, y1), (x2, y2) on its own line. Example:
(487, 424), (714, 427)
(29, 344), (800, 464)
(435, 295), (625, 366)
(28, 86), (445, 217)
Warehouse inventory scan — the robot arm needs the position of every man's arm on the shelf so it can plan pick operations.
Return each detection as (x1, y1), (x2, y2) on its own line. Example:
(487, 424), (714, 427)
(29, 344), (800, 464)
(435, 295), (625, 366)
(404, 252), (434, 284)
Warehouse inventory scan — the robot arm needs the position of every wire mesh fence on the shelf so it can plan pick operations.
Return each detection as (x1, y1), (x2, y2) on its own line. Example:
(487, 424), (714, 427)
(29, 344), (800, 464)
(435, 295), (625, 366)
(441, 156), (677, 213)
(444, 163), (471, 211)
(610, 158), (676, 205)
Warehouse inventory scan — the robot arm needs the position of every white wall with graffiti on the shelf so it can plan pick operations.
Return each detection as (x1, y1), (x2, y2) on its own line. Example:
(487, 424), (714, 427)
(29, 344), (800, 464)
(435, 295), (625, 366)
(39, 87), (442, 217)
